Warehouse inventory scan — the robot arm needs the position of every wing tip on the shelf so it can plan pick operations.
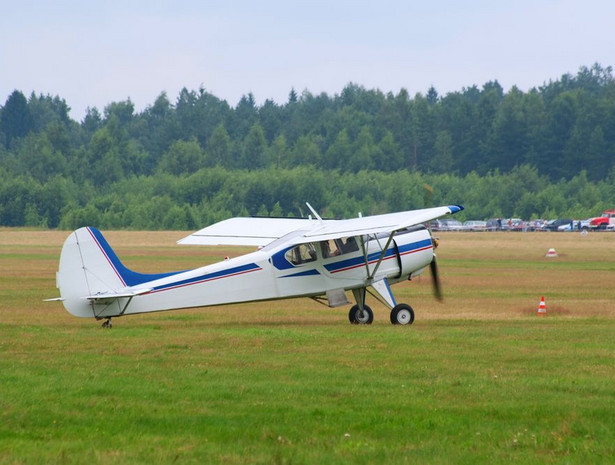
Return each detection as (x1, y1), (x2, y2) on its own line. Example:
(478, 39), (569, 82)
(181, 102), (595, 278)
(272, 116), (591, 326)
(448, 205), (465, 214)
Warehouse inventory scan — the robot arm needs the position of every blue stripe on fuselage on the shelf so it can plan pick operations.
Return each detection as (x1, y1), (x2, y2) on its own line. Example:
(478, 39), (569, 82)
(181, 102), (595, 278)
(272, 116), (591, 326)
(148, 263), (262, 294)
(397, 238), (433, 256)
(279, 269), (320, 278)
(88, 227), (262, 294)
(324, 238), (432, 274)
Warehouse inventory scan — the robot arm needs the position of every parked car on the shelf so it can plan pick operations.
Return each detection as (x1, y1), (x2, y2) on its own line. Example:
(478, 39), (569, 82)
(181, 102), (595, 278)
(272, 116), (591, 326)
(486, 218), (503, 231)
(528, 219), (546, 231)
(544, 219), (572, 231)
(428, 220), (442, 231)
(558, 221), (577, 231)
(438, 219), (464, 231)
(510, 220), (528, 231)
(463, 220), (487, 231)
(578, 219), (592, 231)
(501, 218), (522, 231)
(559, 219), (595, 231)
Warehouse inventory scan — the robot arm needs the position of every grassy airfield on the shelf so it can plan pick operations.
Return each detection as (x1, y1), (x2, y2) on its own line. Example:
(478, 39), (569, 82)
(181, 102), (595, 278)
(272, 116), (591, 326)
(1, 229), (614, 464)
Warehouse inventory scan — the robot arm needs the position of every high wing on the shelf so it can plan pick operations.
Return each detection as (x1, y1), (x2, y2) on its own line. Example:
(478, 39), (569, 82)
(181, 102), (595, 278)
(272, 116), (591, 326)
(178, 205), (463, 247)
(177, 217), (330, 246)
(294, 205), (463, 243)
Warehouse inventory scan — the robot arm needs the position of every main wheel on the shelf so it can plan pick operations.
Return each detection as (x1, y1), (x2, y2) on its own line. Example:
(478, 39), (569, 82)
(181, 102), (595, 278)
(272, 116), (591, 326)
(348, 304), (374, 325)
(390, 303), (415, 325)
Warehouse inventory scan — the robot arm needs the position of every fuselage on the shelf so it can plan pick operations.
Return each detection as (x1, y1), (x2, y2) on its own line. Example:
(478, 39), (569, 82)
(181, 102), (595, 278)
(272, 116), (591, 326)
(76, 226), (434, 319)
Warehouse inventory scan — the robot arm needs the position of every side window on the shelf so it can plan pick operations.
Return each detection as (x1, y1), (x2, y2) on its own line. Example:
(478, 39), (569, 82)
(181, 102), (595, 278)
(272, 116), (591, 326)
(320, 237), (359, 258)
(285, 243), (317, 265)
(339, 237), (359, 254)
(321, 239), (341, 258)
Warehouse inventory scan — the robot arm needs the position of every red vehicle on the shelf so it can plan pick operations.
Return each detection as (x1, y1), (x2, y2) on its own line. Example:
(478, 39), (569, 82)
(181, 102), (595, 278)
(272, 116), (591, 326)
(590, 209), (615, 230)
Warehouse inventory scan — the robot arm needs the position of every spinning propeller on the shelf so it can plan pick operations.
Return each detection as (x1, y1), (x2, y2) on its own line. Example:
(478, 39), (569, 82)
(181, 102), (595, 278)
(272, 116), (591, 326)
(430, 255), (443, 301)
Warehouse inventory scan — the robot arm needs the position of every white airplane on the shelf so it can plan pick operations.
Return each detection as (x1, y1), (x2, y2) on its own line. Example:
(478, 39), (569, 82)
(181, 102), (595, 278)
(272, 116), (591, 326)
(48, 204), (463, 327)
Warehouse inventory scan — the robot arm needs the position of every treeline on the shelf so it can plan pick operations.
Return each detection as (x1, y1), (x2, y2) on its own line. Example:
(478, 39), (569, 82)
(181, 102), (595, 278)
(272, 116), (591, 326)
(2, 166), (614, 230)
(1, 63), (614, 229)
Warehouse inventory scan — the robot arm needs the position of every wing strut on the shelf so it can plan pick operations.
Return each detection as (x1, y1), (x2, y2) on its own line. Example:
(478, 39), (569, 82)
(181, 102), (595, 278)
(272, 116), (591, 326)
(367, 231), (396, 281)
(358, 230), (397, 283)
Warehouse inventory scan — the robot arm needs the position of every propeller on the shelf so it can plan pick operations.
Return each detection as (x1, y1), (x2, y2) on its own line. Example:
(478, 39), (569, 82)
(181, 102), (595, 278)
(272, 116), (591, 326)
(430, 254), (443, 302)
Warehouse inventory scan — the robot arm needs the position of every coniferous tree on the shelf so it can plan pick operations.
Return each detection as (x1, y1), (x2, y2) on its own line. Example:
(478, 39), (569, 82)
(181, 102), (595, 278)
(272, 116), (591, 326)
(1, 90), (33, 148)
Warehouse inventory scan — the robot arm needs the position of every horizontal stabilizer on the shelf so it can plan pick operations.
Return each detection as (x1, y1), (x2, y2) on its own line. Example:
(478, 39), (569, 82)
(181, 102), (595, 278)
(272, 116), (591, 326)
(85, 288), (151, 301)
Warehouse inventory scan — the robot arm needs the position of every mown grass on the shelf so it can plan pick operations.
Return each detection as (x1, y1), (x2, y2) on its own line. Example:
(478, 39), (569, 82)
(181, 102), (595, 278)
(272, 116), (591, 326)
(1, 230), (614, 464)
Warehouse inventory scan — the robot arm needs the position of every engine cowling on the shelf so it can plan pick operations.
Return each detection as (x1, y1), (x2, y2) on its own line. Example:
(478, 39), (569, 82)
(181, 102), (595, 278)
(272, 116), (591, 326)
(392, 226), (435, 280)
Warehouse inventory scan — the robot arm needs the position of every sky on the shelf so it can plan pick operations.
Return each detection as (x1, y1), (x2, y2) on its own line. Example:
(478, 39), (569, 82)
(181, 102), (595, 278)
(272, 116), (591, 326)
(1, 0), (614, 121)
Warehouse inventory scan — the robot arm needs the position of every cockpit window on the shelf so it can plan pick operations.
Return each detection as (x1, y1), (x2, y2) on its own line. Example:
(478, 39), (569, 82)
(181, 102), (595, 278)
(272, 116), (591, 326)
(285, 243), (317, 265)
(339, 236), (359, 253)
(321, 237), (359, 258)
(321, 239), (341, 258)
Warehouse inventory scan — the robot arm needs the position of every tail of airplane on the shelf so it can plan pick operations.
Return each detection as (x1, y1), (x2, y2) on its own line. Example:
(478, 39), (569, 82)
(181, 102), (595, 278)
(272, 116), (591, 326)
(55, 227), (177, 318)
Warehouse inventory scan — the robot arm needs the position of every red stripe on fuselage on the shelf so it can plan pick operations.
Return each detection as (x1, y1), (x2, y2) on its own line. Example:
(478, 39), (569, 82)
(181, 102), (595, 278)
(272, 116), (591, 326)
(330, 245), (432, 274)
(146, 266), (262, 295)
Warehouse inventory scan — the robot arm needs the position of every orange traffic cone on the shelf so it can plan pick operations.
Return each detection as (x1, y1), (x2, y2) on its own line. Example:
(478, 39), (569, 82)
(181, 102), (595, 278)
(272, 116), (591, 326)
(545, 248), (558, 258)
(537, 296), (547, 316)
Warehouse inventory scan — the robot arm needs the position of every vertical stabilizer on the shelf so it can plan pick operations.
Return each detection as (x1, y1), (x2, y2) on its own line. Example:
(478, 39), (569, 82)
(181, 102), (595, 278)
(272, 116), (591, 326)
(57, 227), (129, 317)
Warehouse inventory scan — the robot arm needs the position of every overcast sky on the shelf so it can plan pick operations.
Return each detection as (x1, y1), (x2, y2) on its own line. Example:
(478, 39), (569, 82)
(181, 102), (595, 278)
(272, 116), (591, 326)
(2, 0), (614, 121)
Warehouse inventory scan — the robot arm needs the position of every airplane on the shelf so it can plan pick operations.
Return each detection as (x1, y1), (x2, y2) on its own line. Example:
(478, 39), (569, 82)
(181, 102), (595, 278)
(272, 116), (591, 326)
(47, 204), (464, 327)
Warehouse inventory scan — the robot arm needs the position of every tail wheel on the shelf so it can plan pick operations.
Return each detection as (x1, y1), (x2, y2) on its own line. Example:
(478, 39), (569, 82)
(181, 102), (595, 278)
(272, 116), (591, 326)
(390, 303), (414, 325)
(348, 304), (374, 325)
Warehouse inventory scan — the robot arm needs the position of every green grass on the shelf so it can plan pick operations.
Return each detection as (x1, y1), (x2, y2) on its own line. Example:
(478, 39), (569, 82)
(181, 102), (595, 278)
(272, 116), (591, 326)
(1, 318), (615, 464)
(444, 257), (615, 271)
(1, 231), (615, 463)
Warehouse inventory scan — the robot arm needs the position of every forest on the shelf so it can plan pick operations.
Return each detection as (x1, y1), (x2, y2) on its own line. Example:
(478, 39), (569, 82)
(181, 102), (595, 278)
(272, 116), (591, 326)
(1, 63), (614, 229)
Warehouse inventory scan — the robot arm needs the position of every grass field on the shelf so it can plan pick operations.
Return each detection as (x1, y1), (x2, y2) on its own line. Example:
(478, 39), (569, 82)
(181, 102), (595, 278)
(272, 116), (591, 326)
(1, 229), (614, 464)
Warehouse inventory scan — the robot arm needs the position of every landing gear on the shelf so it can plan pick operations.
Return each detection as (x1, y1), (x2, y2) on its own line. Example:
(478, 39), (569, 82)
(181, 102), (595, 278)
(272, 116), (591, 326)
(348, 304), (374, 325)
(349, 288), (373, 325)
(101, 318), (112, 328)
(390, 303), (415, 325)
(348, 286), (415, 325)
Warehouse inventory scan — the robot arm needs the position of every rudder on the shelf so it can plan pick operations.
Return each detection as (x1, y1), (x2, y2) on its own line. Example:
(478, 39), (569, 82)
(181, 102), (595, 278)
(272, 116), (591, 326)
(57, 227), (129, 317)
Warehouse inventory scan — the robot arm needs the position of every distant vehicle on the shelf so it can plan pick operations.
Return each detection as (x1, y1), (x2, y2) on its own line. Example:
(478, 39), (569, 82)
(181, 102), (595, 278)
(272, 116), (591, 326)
(558, 221), (579, 232)
(589, 209), (615, 230)
(578, 219), (592, 231)
(439, 219), (464, 231)
(463, 220), (487, 231)
(529, 219), (546, 231)
(428, 219), (442, 231)
(502, 218), (522, 231)
(486, 218), (503, 231)
(544, 219), (572, 231)
(509, 220), (527, 231)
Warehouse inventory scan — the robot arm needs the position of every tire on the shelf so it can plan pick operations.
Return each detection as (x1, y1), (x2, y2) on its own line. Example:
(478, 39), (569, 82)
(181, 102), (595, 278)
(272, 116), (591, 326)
(348, 304), (374, 325)
(390, 303), (415, 325)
